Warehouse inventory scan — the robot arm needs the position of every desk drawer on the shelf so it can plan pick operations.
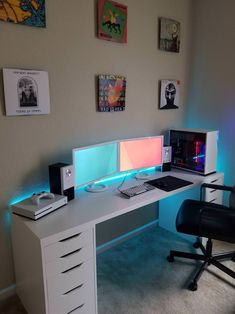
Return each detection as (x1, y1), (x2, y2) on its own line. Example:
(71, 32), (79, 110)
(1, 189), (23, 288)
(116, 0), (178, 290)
(47, 259), (94, 298)
(204, 176), (224, 204)
(44, 229), (93, 263)
(45, 244), (93, 276)
(204, 190), (222, 204)
(67, 301), (95, 314)
(48, 279), (95, 314)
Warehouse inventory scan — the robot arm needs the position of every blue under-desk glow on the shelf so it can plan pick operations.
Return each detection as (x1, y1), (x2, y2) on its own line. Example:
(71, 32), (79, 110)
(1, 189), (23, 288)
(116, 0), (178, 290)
(73, 142), (118, 189)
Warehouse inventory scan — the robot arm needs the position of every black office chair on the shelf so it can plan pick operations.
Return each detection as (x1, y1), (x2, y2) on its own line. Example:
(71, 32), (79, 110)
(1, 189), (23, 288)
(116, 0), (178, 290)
(167, 183), (235, 291)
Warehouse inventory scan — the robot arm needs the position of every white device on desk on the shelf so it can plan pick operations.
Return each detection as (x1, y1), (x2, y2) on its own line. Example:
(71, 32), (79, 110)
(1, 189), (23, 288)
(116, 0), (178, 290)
(12, 192), (68, 220)
(31, 191), (55, 205)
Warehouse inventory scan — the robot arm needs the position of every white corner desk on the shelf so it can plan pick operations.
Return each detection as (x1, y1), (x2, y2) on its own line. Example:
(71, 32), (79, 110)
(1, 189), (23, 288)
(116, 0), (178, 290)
(11, 170), (224, 314)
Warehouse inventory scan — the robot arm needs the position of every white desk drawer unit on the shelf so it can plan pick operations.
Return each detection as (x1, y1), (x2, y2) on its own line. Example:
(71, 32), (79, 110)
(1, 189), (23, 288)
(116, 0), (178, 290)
(45, 244), (93, 276)
(44, 229), (93, 263)
(46, 259), (94, 298)
(48, 280), (95, 314)
(203, 173), (224, 204)
(44, 228), (96, 314)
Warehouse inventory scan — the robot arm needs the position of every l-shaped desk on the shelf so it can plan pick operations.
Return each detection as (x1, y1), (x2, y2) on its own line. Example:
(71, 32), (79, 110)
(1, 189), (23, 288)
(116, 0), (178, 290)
(11, 170), (224, 314)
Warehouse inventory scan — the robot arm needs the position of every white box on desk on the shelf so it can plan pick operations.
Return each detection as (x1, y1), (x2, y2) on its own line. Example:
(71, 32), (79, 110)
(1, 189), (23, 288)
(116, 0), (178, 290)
(12, 194), (68, 220)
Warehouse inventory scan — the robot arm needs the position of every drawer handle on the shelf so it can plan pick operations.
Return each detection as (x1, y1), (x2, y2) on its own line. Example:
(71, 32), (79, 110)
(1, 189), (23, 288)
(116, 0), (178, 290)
(63, 283), (84, 295)
(59, 233), (81, 242)
(210, 189), (217, 193)
(67, 303), (85, 314)
(60, 248), (82, 259)
(209, 198), (217, 203)
(211, 179), (218, 183)
(62, 262), (83, 274)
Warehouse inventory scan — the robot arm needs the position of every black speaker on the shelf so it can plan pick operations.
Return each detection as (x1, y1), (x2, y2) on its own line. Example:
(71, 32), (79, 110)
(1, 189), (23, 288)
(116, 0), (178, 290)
(49, 163), (75, 201)
(162, 146), (172, 172)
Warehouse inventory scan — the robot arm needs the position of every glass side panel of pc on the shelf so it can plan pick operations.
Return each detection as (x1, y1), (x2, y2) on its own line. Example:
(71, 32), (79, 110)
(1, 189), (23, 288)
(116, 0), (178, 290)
(73, 142), (118, 188)
(119, 136), (163, 172)
(169, 129), (218, 175)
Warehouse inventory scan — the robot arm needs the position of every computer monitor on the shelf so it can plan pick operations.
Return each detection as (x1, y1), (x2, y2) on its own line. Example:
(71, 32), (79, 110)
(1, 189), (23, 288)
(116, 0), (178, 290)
(73, 141), (118, 192)
(119, 136), (163, 179)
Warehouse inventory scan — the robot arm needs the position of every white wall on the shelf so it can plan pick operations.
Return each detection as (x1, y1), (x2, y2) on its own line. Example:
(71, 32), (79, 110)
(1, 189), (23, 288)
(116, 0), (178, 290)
(0, 0), (192, 291)
(186, 0), (235, 186)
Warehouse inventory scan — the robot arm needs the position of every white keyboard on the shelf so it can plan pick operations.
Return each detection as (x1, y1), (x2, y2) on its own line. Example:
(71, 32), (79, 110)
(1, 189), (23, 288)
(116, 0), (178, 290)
(120, 183), (156, 198)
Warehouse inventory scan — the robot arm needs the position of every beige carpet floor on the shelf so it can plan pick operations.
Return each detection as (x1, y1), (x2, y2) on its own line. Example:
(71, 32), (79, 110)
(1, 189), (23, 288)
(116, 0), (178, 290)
(97, 227), (235, 314)
(1, 227), (234, 314)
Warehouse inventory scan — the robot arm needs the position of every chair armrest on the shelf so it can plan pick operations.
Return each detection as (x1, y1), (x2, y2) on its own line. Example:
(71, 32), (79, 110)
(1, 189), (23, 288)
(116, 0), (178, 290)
(200, 183), (234, 201)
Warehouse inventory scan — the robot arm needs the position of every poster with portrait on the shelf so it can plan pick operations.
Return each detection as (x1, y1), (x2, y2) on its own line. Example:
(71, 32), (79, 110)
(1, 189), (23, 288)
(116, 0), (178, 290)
(98, 0), (127, 43)
(160, 80), (180, 109)
(0, 0), (46, 28)
(98, 74), (126, 112)
(3, 68), (50, 116)
(159, 17), (180, 53)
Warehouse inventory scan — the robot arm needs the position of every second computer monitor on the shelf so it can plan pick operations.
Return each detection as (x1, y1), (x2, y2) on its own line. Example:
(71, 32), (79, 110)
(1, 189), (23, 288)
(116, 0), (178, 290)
(119, 136), (163, 173)
(73, 142), (118, 189)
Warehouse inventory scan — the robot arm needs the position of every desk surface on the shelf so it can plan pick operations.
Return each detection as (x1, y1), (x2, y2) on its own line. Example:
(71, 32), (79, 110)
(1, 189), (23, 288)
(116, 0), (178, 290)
(17, 170), (222, 245)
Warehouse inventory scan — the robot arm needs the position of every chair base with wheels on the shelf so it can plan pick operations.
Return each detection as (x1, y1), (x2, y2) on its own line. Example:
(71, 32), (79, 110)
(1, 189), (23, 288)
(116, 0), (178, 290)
(167, 237), (235, 291)
(167, 183), (235, 291)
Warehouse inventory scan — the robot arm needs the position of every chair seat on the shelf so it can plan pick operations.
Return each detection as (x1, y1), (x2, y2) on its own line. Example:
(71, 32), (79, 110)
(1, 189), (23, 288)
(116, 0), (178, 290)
(176, 199), (235, 243)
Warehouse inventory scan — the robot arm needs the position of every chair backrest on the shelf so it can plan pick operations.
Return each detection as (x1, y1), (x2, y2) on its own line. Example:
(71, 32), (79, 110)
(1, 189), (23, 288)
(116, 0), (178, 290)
(229, 186), (235, 210)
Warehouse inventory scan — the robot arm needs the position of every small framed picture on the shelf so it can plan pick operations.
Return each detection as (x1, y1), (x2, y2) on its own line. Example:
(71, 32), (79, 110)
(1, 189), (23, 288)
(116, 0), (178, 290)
(159, 17), (180, 53)
(98, 0), (127, 43)
(98, 74), (126, 112)
(3, 68), (50, 116)
(159, 80), (180, 109)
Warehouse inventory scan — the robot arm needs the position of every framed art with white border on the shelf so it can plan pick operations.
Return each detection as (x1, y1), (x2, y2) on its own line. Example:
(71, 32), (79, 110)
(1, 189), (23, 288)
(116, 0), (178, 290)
(159, 79), (180, 109)
(3, 68), (50, 116)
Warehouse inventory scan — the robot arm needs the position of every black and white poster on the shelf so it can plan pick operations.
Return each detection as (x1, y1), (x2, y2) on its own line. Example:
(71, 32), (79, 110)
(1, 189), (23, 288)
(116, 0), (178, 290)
(159, 79), (180, 109)
(3, 68), (50, 116)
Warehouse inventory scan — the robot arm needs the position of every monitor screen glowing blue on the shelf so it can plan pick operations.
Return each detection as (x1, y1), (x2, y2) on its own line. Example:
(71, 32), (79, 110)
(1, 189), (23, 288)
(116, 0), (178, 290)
(73, 142), (118, 188)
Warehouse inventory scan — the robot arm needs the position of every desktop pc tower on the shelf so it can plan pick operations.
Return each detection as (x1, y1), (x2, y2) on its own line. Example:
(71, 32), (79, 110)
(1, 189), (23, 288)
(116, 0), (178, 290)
(169, 129), (218, 175)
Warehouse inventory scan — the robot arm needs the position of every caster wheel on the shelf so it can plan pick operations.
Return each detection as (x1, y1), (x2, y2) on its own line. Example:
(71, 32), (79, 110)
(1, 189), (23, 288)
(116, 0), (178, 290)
(189, 281), (198, 291)
(193, 242), (200, 249)
(167, 255), (174, 263)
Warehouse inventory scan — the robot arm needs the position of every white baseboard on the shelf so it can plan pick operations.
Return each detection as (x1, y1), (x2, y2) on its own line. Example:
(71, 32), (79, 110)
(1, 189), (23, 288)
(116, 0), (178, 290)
(0, 284), (16, 302)
(97, 220), (159, 254)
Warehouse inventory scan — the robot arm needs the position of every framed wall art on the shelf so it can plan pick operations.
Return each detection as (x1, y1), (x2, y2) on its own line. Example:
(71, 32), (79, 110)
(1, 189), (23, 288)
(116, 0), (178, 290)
(98, 74), (126, 112)
(159, 79), (180, 109)
(159, 17), (180, 53)
(98, 0), (127, 43)
(0, 0), (46, 28)
(3, 68), (50, 116)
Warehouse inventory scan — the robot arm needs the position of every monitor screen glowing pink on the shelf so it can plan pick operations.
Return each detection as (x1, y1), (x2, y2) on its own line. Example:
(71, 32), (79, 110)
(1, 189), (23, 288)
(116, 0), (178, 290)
(119, 136), (163, 172)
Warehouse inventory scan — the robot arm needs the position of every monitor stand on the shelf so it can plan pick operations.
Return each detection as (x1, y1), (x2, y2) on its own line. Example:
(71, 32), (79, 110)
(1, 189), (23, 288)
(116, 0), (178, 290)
(135, 171), (152, 180)
(85, 183), (108, 193)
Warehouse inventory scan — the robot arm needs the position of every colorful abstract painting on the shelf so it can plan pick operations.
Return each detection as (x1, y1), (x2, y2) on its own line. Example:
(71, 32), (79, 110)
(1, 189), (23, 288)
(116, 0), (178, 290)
(0, 0), (46, 27)
(159, 17), (180, 53)
(98, 0), (127, 43)
(98, 74), (126, 112)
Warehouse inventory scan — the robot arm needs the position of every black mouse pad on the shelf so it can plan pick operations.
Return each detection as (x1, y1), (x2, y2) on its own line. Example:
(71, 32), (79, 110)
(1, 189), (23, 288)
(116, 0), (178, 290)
(146, 175), (193, 192)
